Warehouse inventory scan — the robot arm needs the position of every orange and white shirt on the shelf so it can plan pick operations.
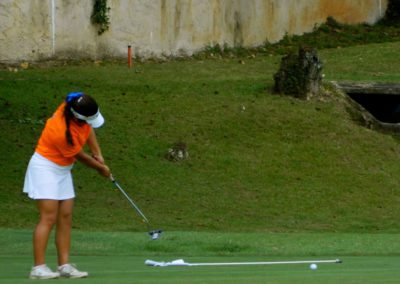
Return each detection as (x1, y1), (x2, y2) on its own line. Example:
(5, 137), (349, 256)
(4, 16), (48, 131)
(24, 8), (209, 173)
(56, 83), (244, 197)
(35, 102), (91, 166)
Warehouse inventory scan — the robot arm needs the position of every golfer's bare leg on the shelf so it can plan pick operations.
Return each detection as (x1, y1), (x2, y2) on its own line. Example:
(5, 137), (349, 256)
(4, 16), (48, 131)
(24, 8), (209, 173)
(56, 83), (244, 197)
(55, 199), (74, 266)
(33, 200), (59, 266)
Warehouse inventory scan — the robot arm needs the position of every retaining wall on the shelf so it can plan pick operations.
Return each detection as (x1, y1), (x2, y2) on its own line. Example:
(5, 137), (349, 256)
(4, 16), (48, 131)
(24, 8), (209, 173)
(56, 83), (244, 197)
(0, 0), (388, 62)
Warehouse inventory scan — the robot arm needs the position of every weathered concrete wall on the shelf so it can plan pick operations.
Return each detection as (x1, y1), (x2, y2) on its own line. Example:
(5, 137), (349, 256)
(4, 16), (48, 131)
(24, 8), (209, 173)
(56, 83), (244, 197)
(0, 0), (388, 63)
(0, 0), (53, 61)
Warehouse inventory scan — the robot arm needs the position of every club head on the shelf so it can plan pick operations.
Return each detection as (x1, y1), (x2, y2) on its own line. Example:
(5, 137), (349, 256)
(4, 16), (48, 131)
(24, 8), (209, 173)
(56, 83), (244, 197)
(149, 230), (163, 240)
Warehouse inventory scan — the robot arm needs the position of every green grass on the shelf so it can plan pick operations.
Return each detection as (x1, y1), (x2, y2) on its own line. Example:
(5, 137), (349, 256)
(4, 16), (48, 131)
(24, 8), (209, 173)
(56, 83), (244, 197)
(2, 255), (400, 284)
(2, 229), (400, 257)
(1, 22), (400, 283)
(1, 229), (399, 283)
(320, 41), (400, 82)
(2, 41), (400, 233)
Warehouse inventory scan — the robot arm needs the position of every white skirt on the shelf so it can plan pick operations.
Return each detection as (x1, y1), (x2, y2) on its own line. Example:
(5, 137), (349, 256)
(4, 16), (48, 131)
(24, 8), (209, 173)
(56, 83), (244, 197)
(23, 152), (75, 200)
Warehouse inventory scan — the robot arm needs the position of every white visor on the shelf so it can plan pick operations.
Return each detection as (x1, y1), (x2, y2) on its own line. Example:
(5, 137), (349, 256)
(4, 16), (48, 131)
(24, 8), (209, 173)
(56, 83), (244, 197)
(71, 107), (105, 128)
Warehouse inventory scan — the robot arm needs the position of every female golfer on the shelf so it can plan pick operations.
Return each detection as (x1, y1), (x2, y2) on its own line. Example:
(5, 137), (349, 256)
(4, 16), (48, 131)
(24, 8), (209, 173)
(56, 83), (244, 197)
(23, 92), (111, 279)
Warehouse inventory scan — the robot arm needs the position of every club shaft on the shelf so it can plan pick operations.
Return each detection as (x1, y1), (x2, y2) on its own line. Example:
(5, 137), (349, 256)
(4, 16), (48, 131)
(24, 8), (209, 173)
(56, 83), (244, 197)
(112, 180), (149, 224)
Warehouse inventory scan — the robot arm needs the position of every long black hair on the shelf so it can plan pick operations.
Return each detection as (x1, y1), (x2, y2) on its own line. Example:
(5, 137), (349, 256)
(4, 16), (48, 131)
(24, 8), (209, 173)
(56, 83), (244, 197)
(64, 92), (99, 146)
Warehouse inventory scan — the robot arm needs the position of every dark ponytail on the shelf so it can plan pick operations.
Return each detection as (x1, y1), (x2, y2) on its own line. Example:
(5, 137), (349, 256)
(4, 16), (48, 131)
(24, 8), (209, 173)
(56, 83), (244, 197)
(64, 92), (84, 146)
(64, 102), (75, 146)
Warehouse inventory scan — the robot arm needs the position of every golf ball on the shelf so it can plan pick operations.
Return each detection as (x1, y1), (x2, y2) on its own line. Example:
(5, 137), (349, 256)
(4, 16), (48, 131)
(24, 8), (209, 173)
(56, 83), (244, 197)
(310, 263), (318, 270)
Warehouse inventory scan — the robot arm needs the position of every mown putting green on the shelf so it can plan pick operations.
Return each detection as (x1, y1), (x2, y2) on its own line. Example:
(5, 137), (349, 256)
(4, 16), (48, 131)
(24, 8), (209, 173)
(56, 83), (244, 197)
(1, 255), (399, 283)
(0, 229), (399, 283)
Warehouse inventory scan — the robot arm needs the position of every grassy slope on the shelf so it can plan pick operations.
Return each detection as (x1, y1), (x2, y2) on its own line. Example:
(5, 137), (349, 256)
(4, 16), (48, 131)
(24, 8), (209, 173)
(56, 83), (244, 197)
(1, 42), (400, 233)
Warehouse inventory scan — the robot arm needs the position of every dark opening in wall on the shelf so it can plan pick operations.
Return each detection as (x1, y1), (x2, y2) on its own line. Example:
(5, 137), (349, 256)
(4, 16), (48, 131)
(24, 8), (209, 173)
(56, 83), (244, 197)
(348, 93), (400, 123)
(336, 82), (400, 124)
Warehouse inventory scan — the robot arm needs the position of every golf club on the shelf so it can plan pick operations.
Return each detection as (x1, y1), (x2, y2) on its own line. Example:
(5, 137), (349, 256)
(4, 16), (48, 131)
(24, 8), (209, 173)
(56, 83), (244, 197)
(110, 175), (162, 240)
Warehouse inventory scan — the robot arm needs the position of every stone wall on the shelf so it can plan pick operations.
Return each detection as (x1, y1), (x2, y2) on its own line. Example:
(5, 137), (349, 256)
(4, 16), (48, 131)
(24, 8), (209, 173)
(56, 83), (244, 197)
(0, 0), (388, 63)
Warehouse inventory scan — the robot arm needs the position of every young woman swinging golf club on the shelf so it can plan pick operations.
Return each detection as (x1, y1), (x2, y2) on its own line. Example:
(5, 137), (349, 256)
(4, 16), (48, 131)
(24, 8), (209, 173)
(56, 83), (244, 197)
(23, 92), (111, 279)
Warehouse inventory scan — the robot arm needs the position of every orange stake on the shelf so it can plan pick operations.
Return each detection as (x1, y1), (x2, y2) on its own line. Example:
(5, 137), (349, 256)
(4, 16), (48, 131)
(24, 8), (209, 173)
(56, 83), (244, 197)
(128, 45), (132, 68)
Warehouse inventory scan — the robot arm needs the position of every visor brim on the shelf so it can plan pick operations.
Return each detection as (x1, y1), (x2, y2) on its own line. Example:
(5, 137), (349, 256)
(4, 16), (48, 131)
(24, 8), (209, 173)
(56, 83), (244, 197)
(86, 112), (105, 128)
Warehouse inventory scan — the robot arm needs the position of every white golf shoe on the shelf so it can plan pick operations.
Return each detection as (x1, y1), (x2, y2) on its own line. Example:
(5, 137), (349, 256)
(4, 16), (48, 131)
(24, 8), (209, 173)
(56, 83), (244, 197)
(58, 263), (88, 279)
(29, 264), (60, 280)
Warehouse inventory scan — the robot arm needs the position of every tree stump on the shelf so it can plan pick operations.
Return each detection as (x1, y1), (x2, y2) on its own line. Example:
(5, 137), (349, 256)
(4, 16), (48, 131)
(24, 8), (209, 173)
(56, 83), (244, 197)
(273, 46), (323, 99)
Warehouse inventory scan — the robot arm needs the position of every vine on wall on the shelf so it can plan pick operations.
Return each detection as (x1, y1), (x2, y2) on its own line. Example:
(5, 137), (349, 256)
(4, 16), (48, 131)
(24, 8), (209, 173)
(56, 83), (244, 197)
(91, 0), (110, 35)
